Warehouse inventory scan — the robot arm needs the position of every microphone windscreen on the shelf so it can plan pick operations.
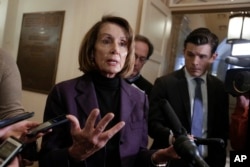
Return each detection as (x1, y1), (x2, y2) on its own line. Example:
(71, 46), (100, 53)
(174, 136), (210, 167)
(159, 99), (186, 137)
(225, 56), (250, 67)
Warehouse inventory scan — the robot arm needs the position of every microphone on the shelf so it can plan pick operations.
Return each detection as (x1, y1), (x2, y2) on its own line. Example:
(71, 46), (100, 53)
(159, 99), (187, 137)
(159, 99), (209, 167)
(225, 56), (250, 67)
(194, 137), (225, 148)
(174, 135), (209, 167)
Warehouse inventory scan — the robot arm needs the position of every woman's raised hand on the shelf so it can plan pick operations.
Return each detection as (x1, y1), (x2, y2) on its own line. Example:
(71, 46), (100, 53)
(67, 108), (125, 161)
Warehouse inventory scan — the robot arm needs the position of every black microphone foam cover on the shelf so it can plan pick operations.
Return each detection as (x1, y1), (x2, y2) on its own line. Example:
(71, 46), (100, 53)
(159, 99), (186, 137)
(174, 135), (210, 167)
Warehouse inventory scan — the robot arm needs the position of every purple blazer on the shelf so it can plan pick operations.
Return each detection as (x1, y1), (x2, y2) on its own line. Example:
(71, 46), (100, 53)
(39, 73), (155, 167)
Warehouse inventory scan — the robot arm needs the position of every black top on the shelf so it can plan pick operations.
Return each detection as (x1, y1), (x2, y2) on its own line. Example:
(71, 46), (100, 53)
(92, 71), (121, 167)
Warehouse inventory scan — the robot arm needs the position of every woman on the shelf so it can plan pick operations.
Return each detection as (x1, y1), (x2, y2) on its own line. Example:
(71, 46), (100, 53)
(39, 15), (179, 167)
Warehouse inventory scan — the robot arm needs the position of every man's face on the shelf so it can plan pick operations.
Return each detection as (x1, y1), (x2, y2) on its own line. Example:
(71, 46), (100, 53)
(130, 41), (149, 77)
(184, 43), (217, 77)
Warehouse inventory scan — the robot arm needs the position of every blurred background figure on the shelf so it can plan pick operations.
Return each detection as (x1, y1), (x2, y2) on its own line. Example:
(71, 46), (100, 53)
(0, 48), (25, 119)
(0, 48), (47, 166)
(126, 34), (154, 96)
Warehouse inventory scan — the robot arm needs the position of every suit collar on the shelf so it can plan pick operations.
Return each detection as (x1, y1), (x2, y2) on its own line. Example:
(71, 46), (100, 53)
(119, 79), (136, 122)
(177, 68), (192, 126)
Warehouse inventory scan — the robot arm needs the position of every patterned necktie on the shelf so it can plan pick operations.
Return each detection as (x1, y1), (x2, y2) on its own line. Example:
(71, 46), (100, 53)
(191, 78), (203, 153)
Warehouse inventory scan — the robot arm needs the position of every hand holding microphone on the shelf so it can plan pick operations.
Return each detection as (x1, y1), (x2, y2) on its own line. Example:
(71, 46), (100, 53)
(159, 99), (210, 167)
(194, 137), (225, 148)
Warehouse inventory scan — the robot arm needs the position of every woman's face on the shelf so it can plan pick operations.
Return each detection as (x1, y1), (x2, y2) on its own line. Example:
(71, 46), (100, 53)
(94, 23), (128, 78)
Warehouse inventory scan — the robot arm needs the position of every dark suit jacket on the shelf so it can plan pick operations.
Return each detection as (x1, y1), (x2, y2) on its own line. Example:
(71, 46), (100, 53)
(148, 68), (229, 167)
(129, 75), (153, 96)
(39, 73), (155, 167)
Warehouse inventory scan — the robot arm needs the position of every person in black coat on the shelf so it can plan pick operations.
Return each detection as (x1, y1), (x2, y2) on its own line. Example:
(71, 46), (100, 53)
(126, 34), (153, 96)
(148, 28), (229, 167)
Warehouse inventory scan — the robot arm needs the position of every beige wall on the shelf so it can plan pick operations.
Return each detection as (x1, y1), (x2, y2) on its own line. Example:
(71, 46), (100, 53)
(0, 0), (8, 46)
(1, 0), (142, 127)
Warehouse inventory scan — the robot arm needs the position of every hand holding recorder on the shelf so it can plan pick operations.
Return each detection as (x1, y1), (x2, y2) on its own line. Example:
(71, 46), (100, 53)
(0, 112), (69, 167)
(26, 114), (69, 137)
(0, 112), (38, 167)
(0, 112), (37, 141)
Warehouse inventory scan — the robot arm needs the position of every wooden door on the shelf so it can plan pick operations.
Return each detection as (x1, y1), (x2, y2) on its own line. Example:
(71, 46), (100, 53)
(139, 0), (172, 84)
(139, 0), (172, 148)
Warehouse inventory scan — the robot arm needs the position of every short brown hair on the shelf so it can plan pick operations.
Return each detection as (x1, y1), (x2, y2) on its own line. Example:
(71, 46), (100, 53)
(184, 27), (219, 54)
(78, 15), (134, 78)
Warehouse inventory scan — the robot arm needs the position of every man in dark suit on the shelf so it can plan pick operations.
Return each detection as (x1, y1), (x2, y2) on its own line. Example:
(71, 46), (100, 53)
(126, 34), (153, 96)
(148, 28), (229, 167)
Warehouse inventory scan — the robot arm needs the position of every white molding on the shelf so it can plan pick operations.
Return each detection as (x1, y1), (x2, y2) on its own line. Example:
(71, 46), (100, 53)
(169, 0), (250, 13)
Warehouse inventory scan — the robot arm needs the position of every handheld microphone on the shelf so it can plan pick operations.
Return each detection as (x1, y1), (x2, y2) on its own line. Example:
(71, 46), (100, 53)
(174, 136), (209, 167)
(160, 99), (209, 167)
(225, 56), (250, 67)
(159, 99), (187, 137)
(194, 137), (225, 148)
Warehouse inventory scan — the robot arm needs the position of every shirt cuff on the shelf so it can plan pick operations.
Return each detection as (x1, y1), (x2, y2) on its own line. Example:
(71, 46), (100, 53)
(169, 130), (174, 145)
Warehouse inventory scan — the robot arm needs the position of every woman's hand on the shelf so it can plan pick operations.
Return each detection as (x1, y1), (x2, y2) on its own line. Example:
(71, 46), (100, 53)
(151, 145), (180, 165)
(67, 108), (125, 161)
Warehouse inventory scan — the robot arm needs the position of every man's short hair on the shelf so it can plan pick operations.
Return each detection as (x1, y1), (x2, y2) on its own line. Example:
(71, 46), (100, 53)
(184, 27), (219, 54)
(135, 34), (154, 59)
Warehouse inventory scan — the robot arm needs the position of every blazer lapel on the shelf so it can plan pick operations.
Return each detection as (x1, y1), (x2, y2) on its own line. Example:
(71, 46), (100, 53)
(119, 79), (136, 122)
(74, 75), (136, 123)
(75, 75), (100, 120)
